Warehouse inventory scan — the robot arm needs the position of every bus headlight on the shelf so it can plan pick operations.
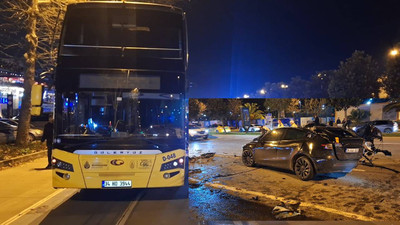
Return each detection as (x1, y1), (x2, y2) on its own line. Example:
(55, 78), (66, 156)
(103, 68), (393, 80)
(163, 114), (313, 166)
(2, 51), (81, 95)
(160, 157), (185, 171)
(52, 158), (74, 172)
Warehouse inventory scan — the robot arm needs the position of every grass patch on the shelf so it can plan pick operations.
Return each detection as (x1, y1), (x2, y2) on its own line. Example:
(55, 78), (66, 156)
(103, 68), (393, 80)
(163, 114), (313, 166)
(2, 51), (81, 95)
(383, 132), (400, 137)
(0, 141), (46, 161)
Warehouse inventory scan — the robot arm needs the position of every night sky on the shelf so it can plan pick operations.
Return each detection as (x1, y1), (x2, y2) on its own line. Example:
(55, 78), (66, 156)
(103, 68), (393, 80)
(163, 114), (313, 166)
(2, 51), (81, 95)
(186, 0), (400, 98)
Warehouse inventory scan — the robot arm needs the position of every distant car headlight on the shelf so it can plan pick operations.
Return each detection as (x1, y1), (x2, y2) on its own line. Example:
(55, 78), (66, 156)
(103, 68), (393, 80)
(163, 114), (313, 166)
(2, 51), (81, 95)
(352, 127), (357, 131)
(189, 130), (196, 136)
(205, 129), (209, 134)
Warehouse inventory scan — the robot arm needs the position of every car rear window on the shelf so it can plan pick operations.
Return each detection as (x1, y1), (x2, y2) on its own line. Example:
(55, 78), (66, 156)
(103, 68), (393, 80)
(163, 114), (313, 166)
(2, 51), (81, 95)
(319, 128), (356, 138)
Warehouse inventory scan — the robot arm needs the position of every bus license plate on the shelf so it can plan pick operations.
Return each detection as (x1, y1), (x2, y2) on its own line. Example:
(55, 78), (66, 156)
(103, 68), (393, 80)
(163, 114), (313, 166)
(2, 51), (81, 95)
(102, 180), (132, 188)
(346, 148), (359, 153)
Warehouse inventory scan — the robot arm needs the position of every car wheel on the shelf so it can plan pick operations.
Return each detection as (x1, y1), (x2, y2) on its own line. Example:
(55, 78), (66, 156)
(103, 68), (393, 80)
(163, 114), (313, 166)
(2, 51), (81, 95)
(242, 149), (256, 167)
(383, 128), (392, 133)
(203, 135), (208, 140)
(28, 133), (35, 142)
(294, 156), (315, 181)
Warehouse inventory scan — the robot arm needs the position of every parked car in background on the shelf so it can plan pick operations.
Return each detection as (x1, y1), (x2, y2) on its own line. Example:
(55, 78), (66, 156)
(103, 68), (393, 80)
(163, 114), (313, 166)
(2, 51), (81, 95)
(248, 124), (261, 132)
(188, 124), (209, 140)
(223, 126), (231, 133)
(352, 120), (398, 133)
(242, 127), (364, 180)
(0, 120), (43, 143)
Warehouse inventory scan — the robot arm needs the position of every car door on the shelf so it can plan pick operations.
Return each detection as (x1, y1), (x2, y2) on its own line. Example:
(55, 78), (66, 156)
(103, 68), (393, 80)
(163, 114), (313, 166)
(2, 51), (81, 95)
(275, 129), (307, 170)
(254, 129), (284, 166)
(0, 122), (14, 143)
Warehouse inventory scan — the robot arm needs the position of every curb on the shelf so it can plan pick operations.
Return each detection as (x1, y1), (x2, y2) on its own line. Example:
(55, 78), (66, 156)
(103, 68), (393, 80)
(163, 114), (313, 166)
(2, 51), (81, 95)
(0, 150), (47, 169)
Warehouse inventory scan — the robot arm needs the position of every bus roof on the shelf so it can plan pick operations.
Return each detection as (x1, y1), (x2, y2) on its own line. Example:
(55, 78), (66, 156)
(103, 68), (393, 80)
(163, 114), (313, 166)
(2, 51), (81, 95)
(68, 1), (183, 14)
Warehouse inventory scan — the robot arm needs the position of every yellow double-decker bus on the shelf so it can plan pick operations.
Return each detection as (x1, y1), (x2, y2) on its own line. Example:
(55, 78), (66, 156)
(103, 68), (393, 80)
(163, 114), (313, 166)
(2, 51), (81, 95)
(52, 1), (188, 189)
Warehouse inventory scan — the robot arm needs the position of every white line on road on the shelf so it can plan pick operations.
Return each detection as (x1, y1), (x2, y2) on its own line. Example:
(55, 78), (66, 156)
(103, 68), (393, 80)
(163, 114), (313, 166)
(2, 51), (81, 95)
(1, 189), (65, 225)
(189, 178), (376, 221)
(115, 191), (144, 225)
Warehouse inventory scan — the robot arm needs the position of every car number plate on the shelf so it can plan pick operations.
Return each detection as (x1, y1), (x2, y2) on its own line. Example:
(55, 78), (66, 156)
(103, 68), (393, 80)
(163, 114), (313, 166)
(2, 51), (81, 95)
(102, 180), (132, 188)
(346, 148), (359, 153)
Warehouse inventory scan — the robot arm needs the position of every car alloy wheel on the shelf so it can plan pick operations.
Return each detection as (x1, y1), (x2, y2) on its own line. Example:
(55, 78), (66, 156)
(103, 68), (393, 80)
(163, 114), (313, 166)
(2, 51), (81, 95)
(294, 156), (315, 181)
(242, 149), (255, 167)
(383, 128), (392, 133)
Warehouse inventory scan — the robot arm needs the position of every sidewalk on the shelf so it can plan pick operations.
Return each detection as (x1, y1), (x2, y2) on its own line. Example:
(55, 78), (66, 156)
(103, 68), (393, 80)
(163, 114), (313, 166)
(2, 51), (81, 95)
(0, 157), (57, 224)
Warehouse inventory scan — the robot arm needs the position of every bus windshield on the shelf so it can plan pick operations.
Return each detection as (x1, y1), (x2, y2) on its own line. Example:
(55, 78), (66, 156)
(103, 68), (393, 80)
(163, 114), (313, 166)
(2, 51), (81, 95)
(58, 91), (184, 141)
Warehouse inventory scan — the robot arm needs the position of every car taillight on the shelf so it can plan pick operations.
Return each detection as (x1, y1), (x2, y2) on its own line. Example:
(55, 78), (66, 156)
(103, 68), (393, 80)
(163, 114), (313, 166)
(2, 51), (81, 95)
(321, 143), (333, 150)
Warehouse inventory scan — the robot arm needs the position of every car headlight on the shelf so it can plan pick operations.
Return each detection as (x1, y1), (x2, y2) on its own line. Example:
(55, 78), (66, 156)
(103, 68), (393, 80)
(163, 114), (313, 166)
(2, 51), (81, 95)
(189, 130), (196, 136)
(205, 129), (209, 134)
(352, 127), (357, 131)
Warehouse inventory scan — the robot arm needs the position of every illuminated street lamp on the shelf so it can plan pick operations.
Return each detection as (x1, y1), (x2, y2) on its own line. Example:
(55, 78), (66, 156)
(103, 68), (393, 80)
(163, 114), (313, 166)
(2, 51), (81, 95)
(259, 89), (266, 95)
(243, 94), (250, 98)
(280, 84), (288, 89)
(390, 48), (399, 57)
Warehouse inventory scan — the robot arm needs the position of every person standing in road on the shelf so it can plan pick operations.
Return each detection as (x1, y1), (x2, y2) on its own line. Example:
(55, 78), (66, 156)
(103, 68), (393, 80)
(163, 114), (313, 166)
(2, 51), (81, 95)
(41, 115), (54, 169)
(342, 118), (347, 129)
(278, 120), (285, 128)
(290, 120), (298, 128)
(314, 115), (320, 126)
(336, 117), (341, 126)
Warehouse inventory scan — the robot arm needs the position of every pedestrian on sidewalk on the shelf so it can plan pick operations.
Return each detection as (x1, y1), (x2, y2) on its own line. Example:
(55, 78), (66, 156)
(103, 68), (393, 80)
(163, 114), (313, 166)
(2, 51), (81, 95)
(41, 115), (54, 169)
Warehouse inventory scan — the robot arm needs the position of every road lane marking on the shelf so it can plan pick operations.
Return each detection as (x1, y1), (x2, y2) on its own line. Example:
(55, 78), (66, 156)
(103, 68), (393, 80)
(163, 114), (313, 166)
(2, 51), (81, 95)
(1, 189), (66, 225)
(189, 178), (376, 221)
(115, 191), (144, 225)
(352, 169), (365, 172)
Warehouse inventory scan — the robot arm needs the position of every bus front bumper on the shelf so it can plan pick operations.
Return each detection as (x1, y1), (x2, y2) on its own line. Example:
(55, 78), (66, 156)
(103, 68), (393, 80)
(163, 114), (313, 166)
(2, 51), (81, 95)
(52, 149), (186, 189)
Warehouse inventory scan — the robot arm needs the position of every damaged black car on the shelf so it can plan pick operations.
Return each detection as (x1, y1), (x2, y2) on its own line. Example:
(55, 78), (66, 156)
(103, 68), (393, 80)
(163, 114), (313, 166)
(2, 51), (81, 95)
(242, 127), (364, 180)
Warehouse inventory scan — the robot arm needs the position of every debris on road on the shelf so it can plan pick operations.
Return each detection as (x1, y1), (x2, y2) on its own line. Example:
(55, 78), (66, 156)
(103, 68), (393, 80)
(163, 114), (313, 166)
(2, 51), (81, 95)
(189, 168), (202, 175)
(189, 178), (202, 188)
(252, 196), (259, 201)
(189, 152), (216, 163)
(201, 152), (216, 158)
(272, 201), (301, 219)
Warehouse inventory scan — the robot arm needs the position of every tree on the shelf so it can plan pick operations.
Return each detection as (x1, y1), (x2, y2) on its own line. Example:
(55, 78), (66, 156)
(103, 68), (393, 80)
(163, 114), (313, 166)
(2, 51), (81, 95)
(204, 99), (229, 124)
(326, 98), (362, 119)
(188, 99), (206, 121)
(383, 43), (400, 98)
(328, 50), (381, 99)
(0, 0), (72, 146)
(243, 103), (264, 120)
(227, 99), (242, 128)
(303, 98), (326, 116)
(287, 98), (301, 116)
(264, 98), (291, 119)
(309, 71), (332, 98)
(348, 109), (370, 124)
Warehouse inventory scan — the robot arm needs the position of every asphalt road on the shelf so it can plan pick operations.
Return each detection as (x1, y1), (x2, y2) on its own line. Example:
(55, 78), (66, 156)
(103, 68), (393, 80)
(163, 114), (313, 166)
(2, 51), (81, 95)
(39, 186), (189, 225)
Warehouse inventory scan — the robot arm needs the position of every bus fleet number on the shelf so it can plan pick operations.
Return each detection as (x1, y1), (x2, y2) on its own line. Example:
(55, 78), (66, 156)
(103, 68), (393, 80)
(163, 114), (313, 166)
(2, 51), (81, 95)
(162, 153), (176, 162)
